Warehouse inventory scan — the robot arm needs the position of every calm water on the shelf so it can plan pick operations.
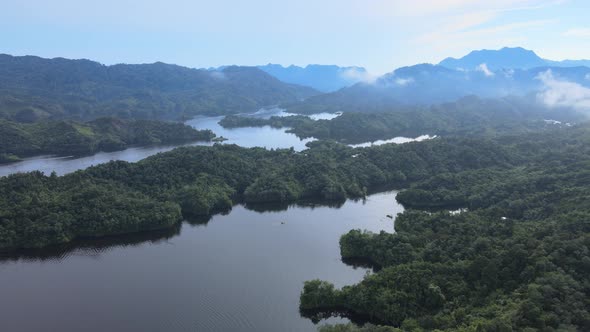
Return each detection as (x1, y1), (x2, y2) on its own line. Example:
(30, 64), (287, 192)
(0, 108), (331, 177)
(0, 191), (402, 332)
(0, 109), (434, 177)
(348, 135), (437, 148)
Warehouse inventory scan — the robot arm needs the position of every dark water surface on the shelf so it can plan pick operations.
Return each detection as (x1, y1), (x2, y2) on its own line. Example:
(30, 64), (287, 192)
(0, 191), (402, 332)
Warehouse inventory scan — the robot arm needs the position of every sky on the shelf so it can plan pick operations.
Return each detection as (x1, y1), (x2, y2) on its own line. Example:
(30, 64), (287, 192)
(1, 0), (589, 74)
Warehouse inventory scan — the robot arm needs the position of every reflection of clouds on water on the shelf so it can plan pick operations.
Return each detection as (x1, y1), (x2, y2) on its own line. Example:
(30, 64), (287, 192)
(0, 107), (426, 178)
(187, 111), (316, 152)
(349, 135), (437, 148)
(0, 141), (213, 177)
(248, 107), (341, 121)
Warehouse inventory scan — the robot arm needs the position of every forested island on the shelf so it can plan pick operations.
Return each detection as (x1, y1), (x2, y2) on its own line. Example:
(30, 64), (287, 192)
(1, 47), (590, 332)
(0, 117), (214, 163)
(220, 96), (581, 143)
(2, 120), (589, 330)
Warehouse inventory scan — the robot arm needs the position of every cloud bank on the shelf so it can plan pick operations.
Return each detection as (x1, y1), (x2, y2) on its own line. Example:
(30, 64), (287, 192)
(340, 67), (376, 83)
(536, 70), (590, 111)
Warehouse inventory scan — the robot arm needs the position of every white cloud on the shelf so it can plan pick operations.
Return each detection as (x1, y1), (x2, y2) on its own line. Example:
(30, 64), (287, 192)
(340, 67), (376, 83)
(394, 77), (415, 86)
(411, 0), (563, 59)
(476, 63), (495, 77)
(536, 70), (590, 111)
(418, 17), (556, 51)
(563, 28), (590, 38)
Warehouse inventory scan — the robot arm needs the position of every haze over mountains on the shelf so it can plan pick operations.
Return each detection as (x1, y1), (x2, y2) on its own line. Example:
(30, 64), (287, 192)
(257, 64), (371, 92)
(287, 47), (590, 113)
(0, 54), (317, 122)
(1, 47), (589, 123)
(439, 47), (590, 70)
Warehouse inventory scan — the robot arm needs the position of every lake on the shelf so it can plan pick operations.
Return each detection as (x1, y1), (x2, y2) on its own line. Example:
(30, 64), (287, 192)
(0, 191), (403, 332)
(0, 108), (329, 177)
(0, 108), (433, 177)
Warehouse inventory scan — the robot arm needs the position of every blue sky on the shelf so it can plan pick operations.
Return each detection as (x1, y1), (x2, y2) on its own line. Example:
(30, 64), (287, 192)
(1, 0), (589, 74)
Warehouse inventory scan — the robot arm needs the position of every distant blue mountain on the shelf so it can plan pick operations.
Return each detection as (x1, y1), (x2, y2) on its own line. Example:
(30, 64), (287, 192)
(545, 59), (590, 68)
(439, 47), (546, 70)
(377, 63), (590, 103)
(257, 64), (370, 92)
(440, 47), (590, 70)
(287, 62), (590, 112)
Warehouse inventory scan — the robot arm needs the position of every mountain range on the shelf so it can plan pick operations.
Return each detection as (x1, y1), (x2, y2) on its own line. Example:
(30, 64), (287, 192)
(439, 47), (590, 70)
(0, 54), (317, 122)
(257, 64), (370, 92)
(2, 47), (589, 123)
(285, 47), (590, 113)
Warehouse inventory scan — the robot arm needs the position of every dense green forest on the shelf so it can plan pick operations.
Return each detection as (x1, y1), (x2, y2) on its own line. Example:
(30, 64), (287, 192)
(1, 112), (589, 330)
(0, 129), (524, 249)
(0, 117), (214, 162)
(300, 127), (590, 331)
(0, 54), (317, 122)
(222, 96), (582, 143)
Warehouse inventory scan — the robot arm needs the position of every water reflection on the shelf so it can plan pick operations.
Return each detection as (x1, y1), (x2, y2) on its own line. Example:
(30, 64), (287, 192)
(349, 134), (437, 148)
(341, 257), (381, 272)
(0, 141), (215, 177)
(244, 198), (346, 213)
(0, 191), (402, 332)
(0, 108), (323, 177)
(186, 113), (315, 151)
(0, 224), (182, 263)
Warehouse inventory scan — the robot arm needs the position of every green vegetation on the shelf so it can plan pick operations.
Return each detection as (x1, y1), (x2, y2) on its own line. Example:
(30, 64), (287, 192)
(0, 129), (522, 249)
(222, 96), (582, 143)
(301, 127), (590, 331)
(318, 324), (400, 332)
(0, 117), (214, 162)
(0, 54), (317, 122)
(1, 104), (589, 330)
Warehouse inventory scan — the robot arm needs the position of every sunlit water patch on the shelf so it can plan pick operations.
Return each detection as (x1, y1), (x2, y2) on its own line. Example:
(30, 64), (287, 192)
(0, 108), (319, 177)
(349, 135), (437, 148)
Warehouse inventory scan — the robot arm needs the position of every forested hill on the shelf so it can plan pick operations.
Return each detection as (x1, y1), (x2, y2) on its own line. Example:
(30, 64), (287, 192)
(258, 64), (370, 92)
(0, 54), (318, 122)
(301, 125), (590, 331)
(0, 117), (214, 163)
(2, 118), (590, 329)
(222, 96), (584, 143)
(1, 123), (589, 251)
